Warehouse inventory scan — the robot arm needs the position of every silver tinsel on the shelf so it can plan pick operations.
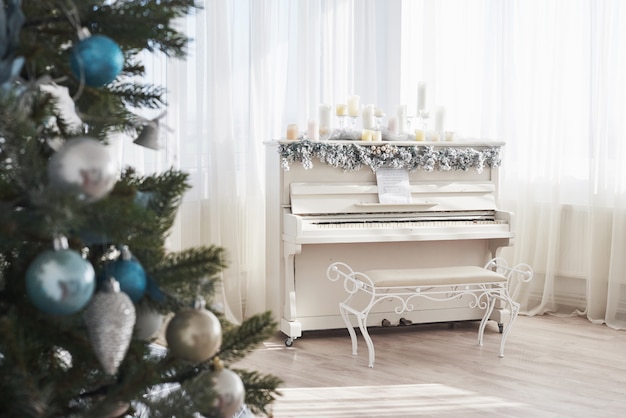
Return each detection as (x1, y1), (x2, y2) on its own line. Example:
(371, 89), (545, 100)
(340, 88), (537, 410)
(278, 140), (501, 173)
(84, 278), (136, 375)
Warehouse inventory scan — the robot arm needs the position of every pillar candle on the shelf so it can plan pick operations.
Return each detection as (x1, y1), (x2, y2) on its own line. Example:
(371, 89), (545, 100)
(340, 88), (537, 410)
(286, 123), (298, 140)
(362, 104), (375, 129)
(397, 105), (408, 133)
(372, 130), (382, 141)
(307, 119), (319, 141)
(387, 117), (398, 135)
(319, 104), (332, 131)
(336, 103), (348, 116)
(434, 106), (446, 140)
(361, 129), (372, 141)
(415, 129), (425, 142)
(347, 95), (360, 117)
(417, 82), (427, 112)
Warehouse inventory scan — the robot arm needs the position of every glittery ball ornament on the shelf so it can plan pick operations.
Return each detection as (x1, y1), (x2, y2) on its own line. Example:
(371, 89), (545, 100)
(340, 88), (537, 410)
(165, 299), (222, 363)
(48, 137), (118, 202)
(70, 34), (124, 87)
(107, 246), (147, 302)
(84, 278), (136, 375)
(25, 236), (95, 315)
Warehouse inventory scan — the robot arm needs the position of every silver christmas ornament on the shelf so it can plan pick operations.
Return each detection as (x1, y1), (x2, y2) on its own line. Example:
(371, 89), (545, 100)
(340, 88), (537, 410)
(165, 298), (222, 363)
(212, 368), (246, 418)
(48, 136), (118, 202)
(84, 278), (136, 375)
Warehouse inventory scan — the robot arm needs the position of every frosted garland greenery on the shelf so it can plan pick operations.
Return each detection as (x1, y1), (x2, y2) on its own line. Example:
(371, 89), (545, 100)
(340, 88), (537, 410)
(278, 140), (501, 173)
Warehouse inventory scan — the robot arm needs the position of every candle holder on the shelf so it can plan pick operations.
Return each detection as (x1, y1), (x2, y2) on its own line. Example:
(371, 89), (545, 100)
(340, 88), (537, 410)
(337, 115), (347, 130)
(375, 114), (385, 131)
(418, 109), (430, 132)
(406, 115), (417, 133)
(349, 116), (358, 131)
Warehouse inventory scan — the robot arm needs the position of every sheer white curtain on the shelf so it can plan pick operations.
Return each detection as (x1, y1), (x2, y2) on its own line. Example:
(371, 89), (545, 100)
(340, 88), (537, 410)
(398, 0), (626, 329)
(120, 0), (626, 329)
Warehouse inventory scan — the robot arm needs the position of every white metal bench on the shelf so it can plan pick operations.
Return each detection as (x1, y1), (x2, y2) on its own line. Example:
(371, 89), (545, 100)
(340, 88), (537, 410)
(326, 257), (533, 367)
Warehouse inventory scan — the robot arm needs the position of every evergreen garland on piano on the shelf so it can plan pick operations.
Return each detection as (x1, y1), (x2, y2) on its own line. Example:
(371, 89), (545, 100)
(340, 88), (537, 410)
(279, 140), (502, 173)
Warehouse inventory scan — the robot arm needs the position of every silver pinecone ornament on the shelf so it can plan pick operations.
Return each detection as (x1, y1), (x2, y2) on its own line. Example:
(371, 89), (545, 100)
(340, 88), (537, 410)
(84, 278), (136, 375)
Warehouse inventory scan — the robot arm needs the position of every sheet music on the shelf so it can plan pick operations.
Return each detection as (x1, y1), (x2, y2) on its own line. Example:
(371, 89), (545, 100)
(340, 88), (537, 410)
(376, 168), (411, 204)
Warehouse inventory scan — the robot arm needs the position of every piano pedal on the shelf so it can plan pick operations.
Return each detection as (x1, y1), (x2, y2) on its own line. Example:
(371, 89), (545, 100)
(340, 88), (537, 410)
(381, 319), (391, 327)
(399, 317), (413, 326)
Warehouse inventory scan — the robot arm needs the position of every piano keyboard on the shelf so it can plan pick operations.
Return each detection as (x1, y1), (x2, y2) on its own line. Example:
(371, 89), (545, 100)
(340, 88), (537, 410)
(311, 219), (507, 229)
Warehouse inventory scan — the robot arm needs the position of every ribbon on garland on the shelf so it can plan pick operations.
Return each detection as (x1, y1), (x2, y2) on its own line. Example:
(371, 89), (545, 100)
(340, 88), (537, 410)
(278, 140), (501, 173)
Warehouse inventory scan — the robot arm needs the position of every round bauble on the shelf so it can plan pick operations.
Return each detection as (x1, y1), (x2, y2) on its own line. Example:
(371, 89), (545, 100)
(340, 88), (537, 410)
(26, 245), (95, 315)
(165, 307), (222, 363)
(107, 246), (146, 303)
(193, 368), (246, 418)
(48, 137), (118, 202)
(70, 34), (124, 87)
(133, 303), (164, 341)
(211, 368), (246, 418)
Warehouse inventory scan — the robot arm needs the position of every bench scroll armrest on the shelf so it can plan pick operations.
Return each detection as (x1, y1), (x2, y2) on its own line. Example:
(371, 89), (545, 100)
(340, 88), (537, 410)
(484, 257), (534, 296)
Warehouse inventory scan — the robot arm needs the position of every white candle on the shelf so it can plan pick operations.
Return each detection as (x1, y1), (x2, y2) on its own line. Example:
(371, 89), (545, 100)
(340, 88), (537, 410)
(397, 104), (407, 133)
(347, 95), (360, 117)
(434, 106), (446, 140)
(286, 123), (298, 140)
(387, 117), (398, 135)
(319, 104), (332, 131)
(307, 119), (319, 141)
(362, 104), (375, 129)
(336, 103), (347, 116)
(361, 129), (372, 141)
(372, 130), (382, 141)
(415, 129), (425, 142)
(417, 82), (427, 112)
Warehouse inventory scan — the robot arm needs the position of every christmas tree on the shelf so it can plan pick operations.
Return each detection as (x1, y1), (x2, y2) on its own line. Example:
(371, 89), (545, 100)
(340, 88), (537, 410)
(0, 1), (281, 417)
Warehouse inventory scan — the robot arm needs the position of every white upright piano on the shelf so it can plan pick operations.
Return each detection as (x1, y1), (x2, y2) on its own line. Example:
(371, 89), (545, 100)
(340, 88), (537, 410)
(265, 140), (514, 345)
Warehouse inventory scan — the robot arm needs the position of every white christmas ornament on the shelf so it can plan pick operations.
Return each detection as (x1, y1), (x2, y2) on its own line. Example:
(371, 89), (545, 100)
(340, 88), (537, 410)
(133, 303), (164, 341)
(48, 137), (118, 201)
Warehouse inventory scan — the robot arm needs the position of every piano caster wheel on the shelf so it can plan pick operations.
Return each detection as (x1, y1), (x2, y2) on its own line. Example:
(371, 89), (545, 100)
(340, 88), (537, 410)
(381, 319), (391, 327)
(285, 337), (294, 347)
(498, 323), (504, 334)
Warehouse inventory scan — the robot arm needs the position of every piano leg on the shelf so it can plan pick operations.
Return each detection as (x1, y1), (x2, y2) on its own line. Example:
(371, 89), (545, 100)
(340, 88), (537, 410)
(281, 243), (302, 344)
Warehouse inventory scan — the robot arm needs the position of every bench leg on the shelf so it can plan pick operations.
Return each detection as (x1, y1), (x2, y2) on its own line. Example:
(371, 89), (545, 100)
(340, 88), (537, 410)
(340, 303), (376, 367)
(356, 313), (375, 368)
(339, 303), (358, 356)
(478, 295), (497, 347)
(498, 299), (521, 358)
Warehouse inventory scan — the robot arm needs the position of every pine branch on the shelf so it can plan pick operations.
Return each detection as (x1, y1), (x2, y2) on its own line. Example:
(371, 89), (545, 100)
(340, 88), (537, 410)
(235, 369), (283, 418)
(219, 311), (278, 364)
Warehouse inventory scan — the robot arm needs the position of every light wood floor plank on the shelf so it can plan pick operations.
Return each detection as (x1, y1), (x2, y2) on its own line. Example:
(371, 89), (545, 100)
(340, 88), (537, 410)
(235, 315), (626, 417)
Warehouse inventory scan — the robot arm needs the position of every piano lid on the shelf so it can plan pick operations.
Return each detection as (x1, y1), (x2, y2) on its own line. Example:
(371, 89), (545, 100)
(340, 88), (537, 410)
(290, 181), (498, 216)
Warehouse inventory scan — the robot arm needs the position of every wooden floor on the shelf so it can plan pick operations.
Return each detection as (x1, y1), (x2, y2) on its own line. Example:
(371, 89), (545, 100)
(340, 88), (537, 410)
(234, 314), (626, 417)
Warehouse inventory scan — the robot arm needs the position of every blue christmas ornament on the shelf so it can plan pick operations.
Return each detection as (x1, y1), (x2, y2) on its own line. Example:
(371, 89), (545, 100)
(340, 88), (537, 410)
(145, 275), (166, 302)
(107, 246), (147, 302)
(26, 236), (96, 315)
(70, 34), (124, 87)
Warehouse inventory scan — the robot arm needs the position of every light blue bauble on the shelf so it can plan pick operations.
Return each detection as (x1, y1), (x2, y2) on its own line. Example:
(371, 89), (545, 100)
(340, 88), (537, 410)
(26, 249), (96, 315)
(70, 35), (124, 87)
(109, 256), (147, 303)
